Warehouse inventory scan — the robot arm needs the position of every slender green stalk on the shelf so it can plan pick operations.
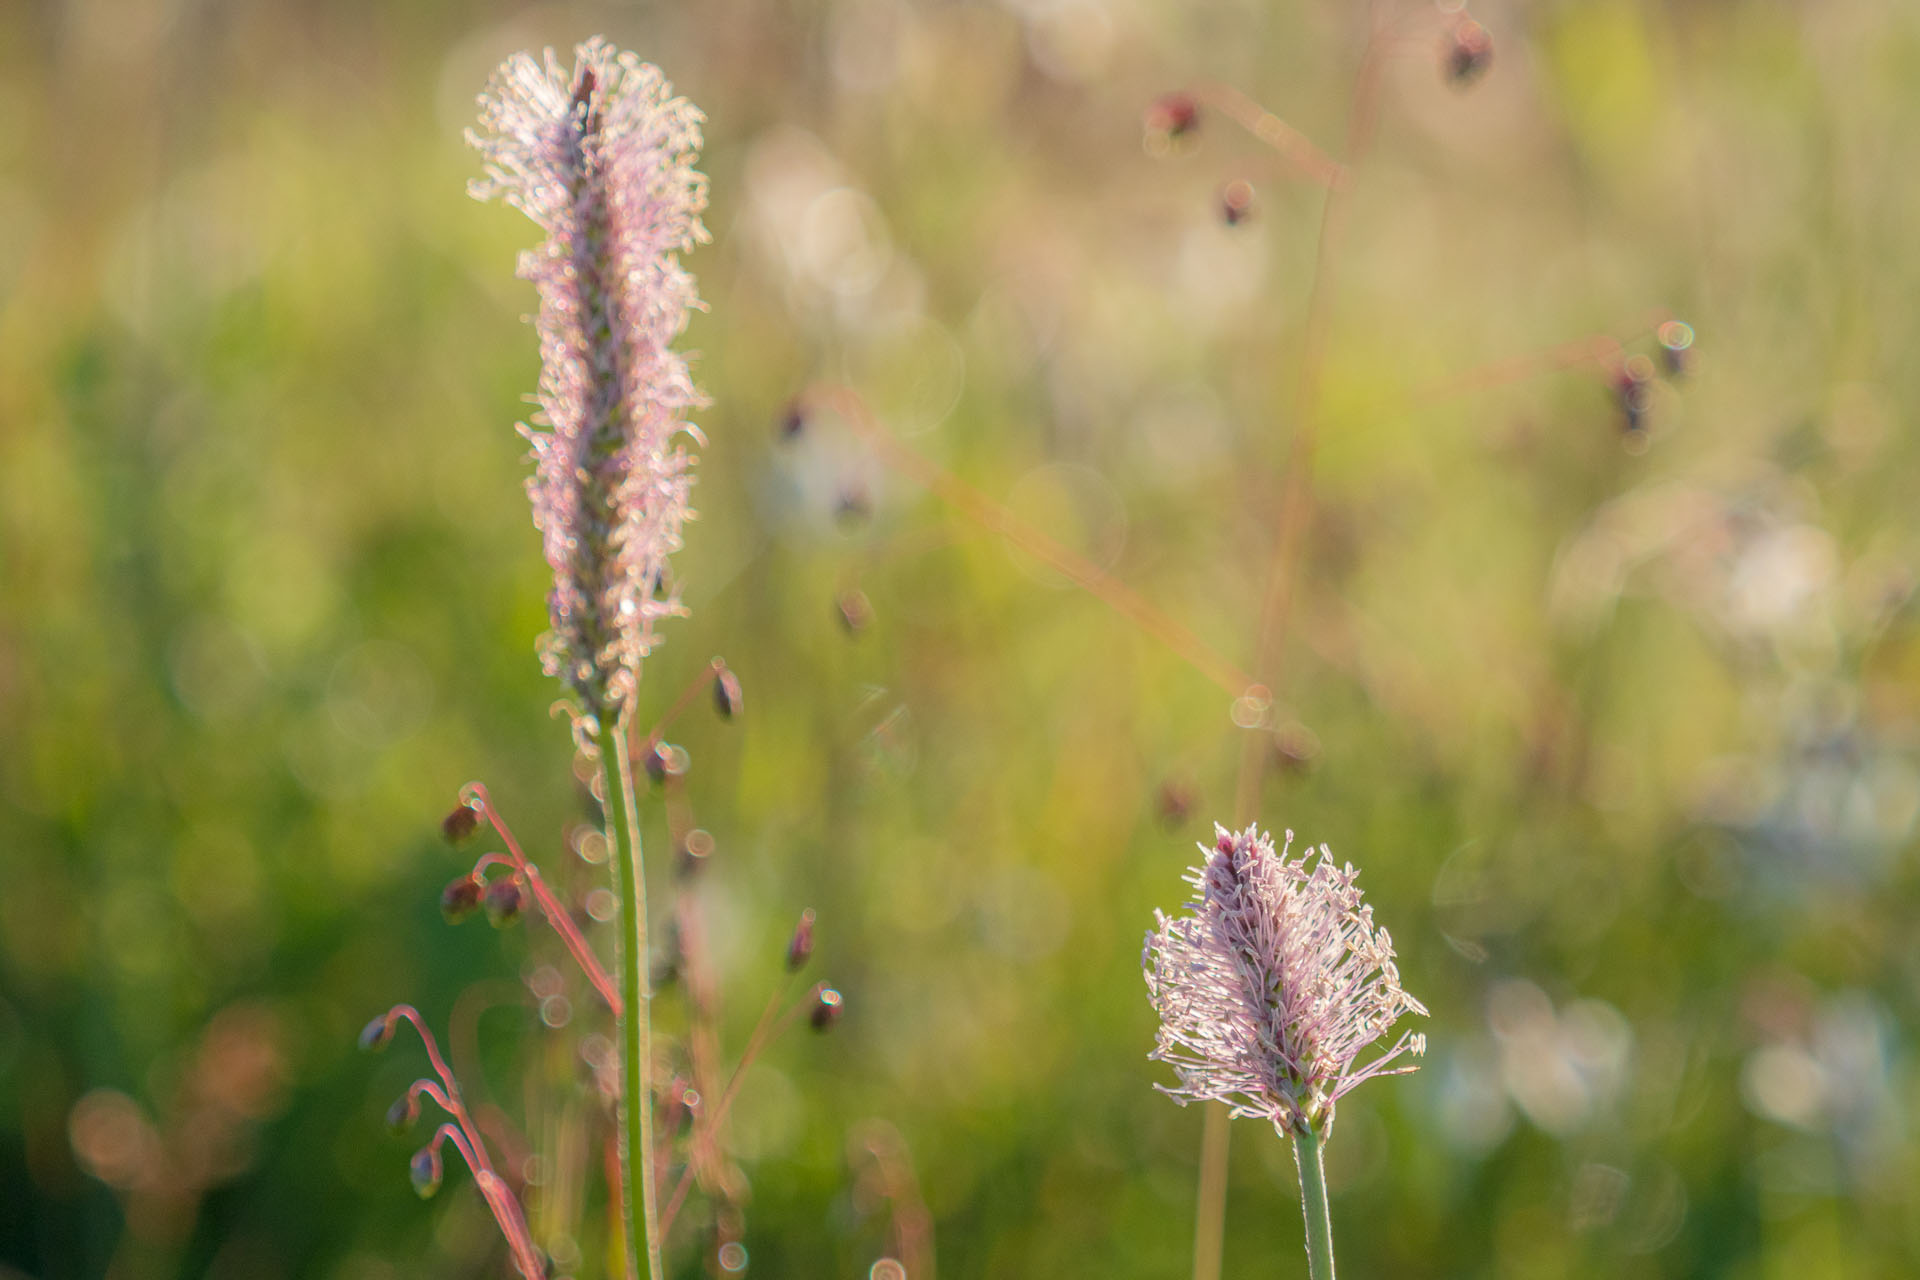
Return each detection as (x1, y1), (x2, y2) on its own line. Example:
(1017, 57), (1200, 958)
(601, 726), (662, 1280)
(1193, 1103), (1230, 1280)
(1292, 1126), (1335, 1280)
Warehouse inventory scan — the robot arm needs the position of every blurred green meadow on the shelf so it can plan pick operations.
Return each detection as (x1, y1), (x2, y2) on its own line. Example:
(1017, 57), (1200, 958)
(4, 0), (1920, 1276)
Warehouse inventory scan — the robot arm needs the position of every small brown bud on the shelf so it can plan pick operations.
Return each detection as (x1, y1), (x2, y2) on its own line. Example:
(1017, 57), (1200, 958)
(1612, 356), (1656, 435)
(1219, 180), (1255, 227)
(483, 877), (526, 928)
(358, 1014), (394, 1053)
(713, 666), (744, 720)
(810, 985), (844, 1031)
(1156, 780), (1195, 829)
(643, 742), (687, 784)
(778, 398), (807, 440)
(409, 1146), (443, 1198)
(836, 484), (873, 527)
(1144, 91), (1201, 141)
(678, 828), (715, 878)
(1271, 721), (1322, 776)
(441, 803), (480, 845)
(440, 876), (484, 924)
(786, 908), (817, 972)
(1657, 320), (1694, 377)
(652, 926), (682, 990)
(837, 589), (873, 634)
(385, 1094), (417, 1135)
(1444, 18), (1493, 87)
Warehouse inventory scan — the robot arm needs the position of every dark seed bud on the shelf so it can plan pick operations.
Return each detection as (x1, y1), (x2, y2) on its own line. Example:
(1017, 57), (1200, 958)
(786, 908), (817, 972)
(778, 398), (807, 440)
(441, 803), (480, 845)
(358, 1014), (394, 1053)
(809, 985), (844, 1031)
(440, 876), (484, 924)
(1156, 780), (1194, 829)
(1219, 180), (1255, 227)
(1612, 356), (1656, 435)
(837, 589), (873, 634)
(385, 1095), (416, 1135)
(835, 485), (873, 527)
(1272, 721), (1322, 775)
(678, 828), (715, 879)
(1144, 91), (1201, 140)
(484, 877), (526, 928)
(644, 742), (686, 784)
(652, 918), (683, 989)
(713, 666), (744, 720)
(409, 1145), (443, 1199)
(1445, 17), (1494, 87)
(1657, 320), (1694, 377)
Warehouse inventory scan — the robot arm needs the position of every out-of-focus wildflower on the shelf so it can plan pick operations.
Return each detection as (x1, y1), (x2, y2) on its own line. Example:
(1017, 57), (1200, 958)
(469, 40), (710, 722)
(1144, 824), (1426, 1134)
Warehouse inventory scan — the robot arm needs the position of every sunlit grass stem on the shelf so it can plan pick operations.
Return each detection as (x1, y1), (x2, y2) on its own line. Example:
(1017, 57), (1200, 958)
(599, 725), (662, 1280)
(1293, 1126), (1335, 1280)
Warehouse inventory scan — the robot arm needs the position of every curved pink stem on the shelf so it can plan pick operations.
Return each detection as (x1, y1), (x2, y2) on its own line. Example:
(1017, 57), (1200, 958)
(461, 783), (621, 1015)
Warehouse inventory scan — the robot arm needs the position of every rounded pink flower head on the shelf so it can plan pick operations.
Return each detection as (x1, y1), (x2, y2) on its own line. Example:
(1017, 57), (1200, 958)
(468, 39), (709, 723)
(1144, 823), (1427, 1136)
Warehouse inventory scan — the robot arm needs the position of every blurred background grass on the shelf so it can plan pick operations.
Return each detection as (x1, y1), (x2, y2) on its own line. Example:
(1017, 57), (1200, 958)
(4, 0), (1920, 1276)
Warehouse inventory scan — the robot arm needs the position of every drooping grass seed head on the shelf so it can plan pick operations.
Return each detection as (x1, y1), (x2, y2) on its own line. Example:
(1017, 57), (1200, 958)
(678, 827), (715, 879)
(1144, 91), (1202, 150)
(441, 803), (481, 844)
(810, 985), (844, 1031)
(786, 908), (817, 972)
(1612, 355), (1657, 436)
(440, 875), (485, 924)
(469, 40), (710, 724)
(410, 1145), (444, 1199)
(358, 1014), (395, 1053)
(1143, 823), (1427, 1137)
(1658, 320), (1695, 377)
(483, 877), (526, 928)
(385, 1094), (419, 1135)
(837, 589), (874, 634)
(1444, 16), (1494, 87)
(1219, 180), (1256, 226)
(713, 664), (744, 719)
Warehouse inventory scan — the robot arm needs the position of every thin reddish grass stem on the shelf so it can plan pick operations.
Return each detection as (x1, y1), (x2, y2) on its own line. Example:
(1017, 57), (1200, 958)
(463, 783), (622, 1015)
(808, 384), (1258, 701)
(629, 656), (727, 761)
(1190, 81), (1347, 189)
(656, 978), (808, 1238)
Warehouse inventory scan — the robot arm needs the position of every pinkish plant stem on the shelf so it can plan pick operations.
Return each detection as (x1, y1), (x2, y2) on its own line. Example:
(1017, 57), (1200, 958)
(630, 656), (726, 761)
(810, 384), (1259, 701)
(657, 978), (810, 1237)
(464, 784), (622, 1015)
(599, 726), (662, 1280)
(388, 1012), (545, 1277)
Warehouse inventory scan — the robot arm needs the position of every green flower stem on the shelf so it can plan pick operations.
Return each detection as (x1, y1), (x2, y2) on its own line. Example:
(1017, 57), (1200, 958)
(1293, 1125), (1336, 1280)
(601, 726), (662, 1280)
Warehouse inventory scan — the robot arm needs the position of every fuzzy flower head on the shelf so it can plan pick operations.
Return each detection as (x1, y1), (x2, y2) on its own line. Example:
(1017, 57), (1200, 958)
(469, 39), (709, 723)
(1144, 823), (1427, 1136)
